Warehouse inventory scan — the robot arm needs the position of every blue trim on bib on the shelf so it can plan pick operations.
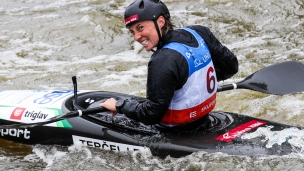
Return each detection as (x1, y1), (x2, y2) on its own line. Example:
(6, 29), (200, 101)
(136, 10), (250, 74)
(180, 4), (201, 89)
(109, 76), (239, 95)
(163, 28), (212, 77)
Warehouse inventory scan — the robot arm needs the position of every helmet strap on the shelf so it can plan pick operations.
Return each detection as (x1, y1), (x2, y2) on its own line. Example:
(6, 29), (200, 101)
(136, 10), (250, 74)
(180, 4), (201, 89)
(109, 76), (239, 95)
(153, 20), (163, 49)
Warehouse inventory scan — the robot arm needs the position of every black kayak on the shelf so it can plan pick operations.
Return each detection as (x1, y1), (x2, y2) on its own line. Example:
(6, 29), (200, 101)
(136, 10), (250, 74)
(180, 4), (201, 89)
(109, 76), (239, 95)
(0, 90), (302, 158)
(1, 61), (304, 158)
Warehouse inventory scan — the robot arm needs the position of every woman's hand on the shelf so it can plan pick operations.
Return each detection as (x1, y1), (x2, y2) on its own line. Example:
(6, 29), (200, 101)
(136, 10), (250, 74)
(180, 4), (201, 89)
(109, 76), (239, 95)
(100, 98), (118, 116)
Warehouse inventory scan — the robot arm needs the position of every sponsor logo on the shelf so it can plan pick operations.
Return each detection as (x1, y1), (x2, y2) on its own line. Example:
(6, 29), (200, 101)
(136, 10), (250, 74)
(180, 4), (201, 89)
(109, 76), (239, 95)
(0, 128), (30, 139)
(24, 110), (49, 120)
(201, 98), (216, 113)
(125, 14), (138, 25)
(72, 135), (147, 152)
(33, 90), (73, 104)
(216, 120), (267, 142)
(194, 59), (203, 67)
(190, 111), (196, 118)
(10, 107), (27, 120)
(85, 98), (95, 104)
(202, 54), (211, 63)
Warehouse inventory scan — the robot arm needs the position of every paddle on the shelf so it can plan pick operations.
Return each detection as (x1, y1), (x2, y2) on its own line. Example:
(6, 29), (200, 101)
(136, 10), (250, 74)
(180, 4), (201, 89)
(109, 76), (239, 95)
(217, 61), (304, 95)
(0, 107), (107, 129)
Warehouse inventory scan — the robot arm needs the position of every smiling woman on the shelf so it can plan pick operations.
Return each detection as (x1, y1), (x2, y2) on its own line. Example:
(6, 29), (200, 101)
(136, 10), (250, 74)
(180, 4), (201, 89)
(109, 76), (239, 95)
(129, 20), (163, 51)
(124, 0), (171, 50)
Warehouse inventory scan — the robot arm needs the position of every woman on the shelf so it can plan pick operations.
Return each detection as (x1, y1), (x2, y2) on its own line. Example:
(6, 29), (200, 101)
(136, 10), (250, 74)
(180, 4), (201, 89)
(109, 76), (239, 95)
(101, 0), (238, 127)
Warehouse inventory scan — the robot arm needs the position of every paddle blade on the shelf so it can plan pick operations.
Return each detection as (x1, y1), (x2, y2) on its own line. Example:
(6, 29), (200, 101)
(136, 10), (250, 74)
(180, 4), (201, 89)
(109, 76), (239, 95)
(237, 61), (304, 95)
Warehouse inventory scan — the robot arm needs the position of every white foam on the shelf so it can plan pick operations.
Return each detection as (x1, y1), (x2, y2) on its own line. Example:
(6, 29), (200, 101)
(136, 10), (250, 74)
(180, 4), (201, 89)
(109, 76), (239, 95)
(32, 146), (67, 168)
(242, 126), (304, 151)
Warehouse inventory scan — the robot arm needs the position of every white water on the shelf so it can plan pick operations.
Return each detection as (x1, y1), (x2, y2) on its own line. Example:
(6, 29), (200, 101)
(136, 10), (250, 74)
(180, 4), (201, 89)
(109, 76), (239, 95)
(1, 0), (304, 170)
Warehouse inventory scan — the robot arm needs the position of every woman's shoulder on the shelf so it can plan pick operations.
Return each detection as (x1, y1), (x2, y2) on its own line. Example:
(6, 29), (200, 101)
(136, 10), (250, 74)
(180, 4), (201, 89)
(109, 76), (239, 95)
(152, 48), (182, 61)
(185, 25), (211, 33)
(149, 47), (187, 70)
(162, 28), (198, 47)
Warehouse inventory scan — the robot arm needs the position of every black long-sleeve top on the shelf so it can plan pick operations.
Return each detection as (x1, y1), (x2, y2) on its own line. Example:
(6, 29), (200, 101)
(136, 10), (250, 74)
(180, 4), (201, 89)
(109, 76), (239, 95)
(120, 25), (238, 125)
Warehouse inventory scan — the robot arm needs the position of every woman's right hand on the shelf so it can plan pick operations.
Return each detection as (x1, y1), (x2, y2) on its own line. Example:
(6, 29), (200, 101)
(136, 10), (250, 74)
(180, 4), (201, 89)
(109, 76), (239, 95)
(100, 98), (118, 116)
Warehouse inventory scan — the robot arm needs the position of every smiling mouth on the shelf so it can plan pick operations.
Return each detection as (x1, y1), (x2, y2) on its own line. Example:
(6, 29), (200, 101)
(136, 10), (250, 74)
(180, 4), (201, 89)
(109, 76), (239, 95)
(140, 39), (149, 46)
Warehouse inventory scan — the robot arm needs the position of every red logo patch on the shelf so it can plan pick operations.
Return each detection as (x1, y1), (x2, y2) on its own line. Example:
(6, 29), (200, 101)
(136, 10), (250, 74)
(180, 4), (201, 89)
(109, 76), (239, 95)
(125, 14), (138, 25)
(216, 120), (267, 142)
(10, 107), (26, 120)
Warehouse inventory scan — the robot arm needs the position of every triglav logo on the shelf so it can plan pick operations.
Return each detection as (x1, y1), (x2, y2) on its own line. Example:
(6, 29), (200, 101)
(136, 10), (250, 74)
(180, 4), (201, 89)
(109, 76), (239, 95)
(10, 107), (27, 120)
(24, 110), (49, 120)
(10, 108), (50, 121)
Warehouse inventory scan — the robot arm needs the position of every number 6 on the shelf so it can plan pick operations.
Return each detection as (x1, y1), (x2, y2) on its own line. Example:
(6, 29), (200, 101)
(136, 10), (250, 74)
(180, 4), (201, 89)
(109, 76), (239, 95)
(206, 67), (215, 93)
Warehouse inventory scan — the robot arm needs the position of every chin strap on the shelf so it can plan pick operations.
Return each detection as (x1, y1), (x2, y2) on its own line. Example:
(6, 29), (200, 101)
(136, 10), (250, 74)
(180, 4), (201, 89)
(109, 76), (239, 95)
(153, 20), (163, 49)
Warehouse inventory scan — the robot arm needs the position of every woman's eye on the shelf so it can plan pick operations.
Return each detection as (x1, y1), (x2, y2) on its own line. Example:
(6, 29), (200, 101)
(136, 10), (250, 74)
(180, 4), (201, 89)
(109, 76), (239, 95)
(138, 26), (144, 31)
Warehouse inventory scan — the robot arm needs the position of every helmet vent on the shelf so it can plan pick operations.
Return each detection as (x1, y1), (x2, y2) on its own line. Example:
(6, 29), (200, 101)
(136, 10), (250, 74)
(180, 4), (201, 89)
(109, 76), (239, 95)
(139, 0), (144, 9)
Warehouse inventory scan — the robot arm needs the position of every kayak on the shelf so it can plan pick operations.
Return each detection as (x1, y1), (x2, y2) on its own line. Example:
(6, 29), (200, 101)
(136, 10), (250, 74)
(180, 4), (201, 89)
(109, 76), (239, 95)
(0, 89), (299, 158)
(1, 61), (304, 158)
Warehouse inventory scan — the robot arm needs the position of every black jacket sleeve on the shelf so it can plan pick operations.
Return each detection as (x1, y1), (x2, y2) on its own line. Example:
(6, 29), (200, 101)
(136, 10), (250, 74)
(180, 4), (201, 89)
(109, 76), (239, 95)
(189, 25), (238, 81)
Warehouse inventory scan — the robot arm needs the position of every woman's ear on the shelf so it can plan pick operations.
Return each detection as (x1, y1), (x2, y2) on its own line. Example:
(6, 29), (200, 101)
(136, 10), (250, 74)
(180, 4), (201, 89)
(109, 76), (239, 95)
(157, 16), (165, 29)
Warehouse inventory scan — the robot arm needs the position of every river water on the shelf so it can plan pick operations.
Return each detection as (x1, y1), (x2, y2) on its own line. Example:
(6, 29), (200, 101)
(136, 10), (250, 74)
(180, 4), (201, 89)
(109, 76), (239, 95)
(0, 0), (304, 170)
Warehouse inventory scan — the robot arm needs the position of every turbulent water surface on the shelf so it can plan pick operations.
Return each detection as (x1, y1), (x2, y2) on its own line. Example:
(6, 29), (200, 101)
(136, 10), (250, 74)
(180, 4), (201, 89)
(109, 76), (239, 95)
(1, 0), (304, 170)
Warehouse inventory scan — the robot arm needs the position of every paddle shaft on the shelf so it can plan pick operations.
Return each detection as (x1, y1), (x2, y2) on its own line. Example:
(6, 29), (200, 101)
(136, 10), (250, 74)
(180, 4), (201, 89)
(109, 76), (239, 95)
(217, 84), (237, 92)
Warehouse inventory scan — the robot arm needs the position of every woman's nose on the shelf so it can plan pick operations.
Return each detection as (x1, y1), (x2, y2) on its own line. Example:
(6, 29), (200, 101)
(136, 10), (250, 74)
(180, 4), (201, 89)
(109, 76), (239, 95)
(133, 32), (141, 41)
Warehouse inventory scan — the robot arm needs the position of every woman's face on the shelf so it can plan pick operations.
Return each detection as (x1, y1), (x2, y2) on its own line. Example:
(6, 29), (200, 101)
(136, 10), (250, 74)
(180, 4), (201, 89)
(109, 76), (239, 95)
(129, 17), (165, 51)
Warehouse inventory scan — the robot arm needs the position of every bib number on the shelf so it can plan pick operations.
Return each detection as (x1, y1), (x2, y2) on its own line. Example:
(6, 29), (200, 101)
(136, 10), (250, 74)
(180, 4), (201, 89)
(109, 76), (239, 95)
(206, 67), (216, 93)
